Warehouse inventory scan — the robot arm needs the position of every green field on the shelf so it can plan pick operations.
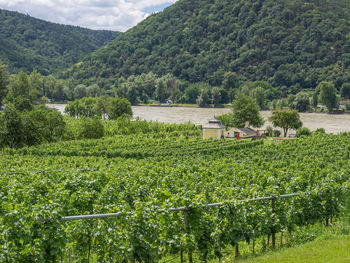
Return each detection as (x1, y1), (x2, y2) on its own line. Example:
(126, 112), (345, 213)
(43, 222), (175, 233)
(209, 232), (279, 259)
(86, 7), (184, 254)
(239, 236), (350, 263)
(1, 131), (350, 262)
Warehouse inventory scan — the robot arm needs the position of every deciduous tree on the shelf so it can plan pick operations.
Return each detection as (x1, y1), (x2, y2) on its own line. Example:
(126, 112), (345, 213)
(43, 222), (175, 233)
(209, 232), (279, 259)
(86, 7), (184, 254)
(0, 61), (9, 106)
(269, 109), (303, 137)
(317, 81), (337, 111)
(231, 93), (264, 128)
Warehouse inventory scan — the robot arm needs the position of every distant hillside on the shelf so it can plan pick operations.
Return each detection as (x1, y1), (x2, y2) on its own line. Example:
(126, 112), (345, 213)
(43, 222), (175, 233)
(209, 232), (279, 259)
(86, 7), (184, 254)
(63, 0), (350, 92)
(0, 9), (120, 75)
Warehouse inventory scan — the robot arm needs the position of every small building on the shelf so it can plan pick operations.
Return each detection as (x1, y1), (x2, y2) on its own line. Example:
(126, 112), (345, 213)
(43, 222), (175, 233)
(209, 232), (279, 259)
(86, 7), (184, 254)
(203, 119), (226, 139)
(226, 127), (258, 139)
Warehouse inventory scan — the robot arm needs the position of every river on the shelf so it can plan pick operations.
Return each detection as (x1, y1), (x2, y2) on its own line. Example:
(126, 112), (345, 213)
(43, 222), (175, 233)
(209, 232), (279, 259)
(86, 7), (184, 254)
(48, 104), (350, 134)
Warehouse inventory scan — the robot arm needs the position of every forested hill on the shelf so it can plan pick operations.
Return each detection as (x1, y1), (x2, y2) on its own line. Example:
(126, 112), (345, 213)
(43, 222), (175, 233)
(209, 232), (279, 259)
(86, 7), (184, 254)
(0, 9), (120, 75)
(63, 0), (350, 92)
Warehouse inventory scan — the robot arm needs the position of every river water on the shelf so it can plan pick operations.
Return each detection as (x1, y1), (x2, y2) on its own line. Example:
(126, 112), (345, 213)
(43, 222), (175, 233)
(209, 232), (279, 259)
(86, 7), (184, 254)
(48, 104), (350, 134)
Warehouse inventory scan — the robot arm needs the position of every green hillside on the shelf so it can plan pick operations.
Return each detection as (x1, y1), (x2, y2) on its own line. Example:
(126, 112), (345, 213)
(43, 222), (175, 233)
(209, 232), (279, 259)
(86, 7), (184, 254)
(63, 0), (350, 92)
(0, 9), (120, 75)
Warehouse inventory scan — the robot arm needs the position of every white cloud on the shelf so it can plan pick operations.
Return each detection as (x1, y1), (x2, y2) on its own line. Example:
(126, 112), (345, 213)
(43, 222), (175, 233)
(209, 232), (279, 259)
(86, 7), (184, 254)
(0, 0), (178, 31)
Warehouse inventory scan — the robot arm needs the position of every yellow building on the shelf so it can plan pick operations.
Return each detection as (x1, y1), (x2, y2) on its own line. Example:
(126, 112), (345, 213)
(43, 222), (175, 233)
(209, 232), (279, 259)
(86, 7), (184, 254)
(203, 119), (226, 139)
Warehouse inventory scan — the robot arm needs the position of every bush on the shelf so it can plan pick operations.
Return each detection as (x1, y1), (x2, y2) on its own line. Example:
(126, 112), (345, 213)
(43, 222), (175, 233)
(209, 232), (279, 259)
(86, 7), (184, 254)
(297, 127), (311, 137)
(273, 129), (281, 137)
(314, 128), (325, 134)
(0, 104), (65, 148)
(78, 117), (104, 139)
(266, 126), (273, 136)
(345, 100), (350, 111)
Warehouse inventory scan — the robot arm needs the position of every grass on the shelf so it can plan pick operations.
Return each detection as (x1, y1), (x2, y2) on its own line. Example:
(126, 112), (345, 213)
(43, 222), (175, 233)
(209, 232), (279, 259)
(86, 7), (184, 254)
(234, 235), (350, 263)
(211, 202), (350, 263)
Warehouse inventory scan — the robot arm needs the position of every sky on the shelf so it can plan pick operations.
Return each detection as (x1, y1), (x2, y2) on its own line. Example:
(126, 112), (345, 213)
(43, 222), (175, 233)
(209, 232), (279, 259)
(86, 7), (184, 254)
(0, 0), (178, 32)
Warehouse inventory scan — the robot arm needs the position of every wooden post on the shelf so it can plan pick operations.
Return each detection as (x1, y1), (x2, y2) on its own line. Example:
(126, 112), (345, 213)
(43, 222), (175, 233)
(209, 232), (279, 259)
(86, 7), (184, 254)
(280, 231), (284, 247)
(69, 248), (72, 263)
(252, 239), (255, 255)
(87, 235), (91, 263)
(184, 209), (193, 263)
(235, 242), (239, 259)
(271, 197), (276, 249)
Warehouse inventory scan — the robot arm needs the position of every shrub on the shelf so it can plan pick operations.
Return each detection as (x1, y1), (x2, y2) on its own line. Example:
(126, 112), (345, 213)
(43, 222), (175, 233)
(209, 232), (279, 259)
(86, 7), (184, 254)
(314, 128), (325, 134)
(266, 126), (273, 136)
(297, 127), (311, 137)
(273, 129), (281, 137)
(78, 117), (104, 139)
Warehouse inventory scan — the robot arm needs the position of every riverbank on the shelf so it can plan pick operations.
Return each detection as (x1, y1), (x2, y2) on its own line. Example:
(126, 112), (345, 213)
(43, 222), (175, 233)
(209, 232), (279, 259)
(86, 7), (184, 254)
(47, 104), (350, 134)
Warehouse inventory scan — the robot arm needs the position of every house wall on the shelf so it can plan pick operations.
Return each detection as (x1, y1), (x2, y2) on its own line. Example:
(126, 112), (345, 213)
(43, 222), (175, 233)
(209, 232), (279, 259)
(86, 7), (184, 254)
(203, 129), (224, 139)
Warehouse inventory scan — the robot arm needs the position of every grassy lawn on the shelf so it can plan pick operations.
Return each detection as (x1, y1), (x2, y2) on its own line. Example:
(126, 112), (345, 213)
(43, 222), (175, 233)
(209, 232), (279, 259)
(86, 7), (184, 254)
(235, 235), (350, 263)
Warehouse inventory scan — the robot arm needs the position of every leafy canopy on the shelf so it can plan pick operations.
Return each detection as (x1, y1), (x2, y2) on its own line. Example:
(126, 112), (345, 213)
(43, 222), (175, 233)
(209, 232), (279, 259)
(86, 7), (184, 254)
(317, 81), (338, 110)
(64, 0), (350, 94)
(231, 93), (264, 128)
(269, 109), (303, 137)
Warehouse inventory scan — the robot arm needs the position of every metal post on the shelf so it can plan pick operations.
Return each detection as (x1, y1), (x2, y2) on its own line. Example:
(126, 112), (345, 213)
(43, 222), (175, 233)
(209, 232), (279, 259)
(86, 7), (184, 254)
(184, 209), (193, 263)
(271, 196), (276, 249)
(69, 248), (72, 263)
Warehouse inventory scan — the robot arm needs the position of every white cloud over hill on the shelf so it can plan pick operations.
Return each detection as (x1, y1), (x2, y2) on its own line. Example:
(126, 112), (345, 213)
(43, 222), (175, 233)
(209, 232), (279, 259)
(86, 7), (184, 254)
(0, 0), (177, 31)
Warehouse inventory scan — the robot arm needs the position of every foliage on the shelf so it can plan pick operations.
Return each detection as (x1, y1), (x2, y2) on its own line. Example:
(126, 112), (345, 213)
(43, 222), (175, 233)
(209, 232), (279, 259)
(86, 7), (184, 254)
(0, 104), (65, 148)
(296, 127), (311, 137)
(266, 126), (273, 137)
(0, 8), (120, 74)
(273, 129), (281, 137)
(65, 97), (101, 118)
(293, 92), (311, 112)
(196, 87), (211, 108)
(63, 0), (350, 95)
(0, 133), (350, 262)
(317, 81), (338, 111)
(77, 117), (104, 139)
(211, 87), (221, 107)
(340, 83), (350, 99)
(314, 128), (326, 134)
(65, 96), (132, 120)
(0, 60), (9, 105)
(269, 109), (303, 137)
(0, 104), (23, 148)
(346, 100), (350, 111)
(231, 93), (265, 128)
(250, 86), (267, 109)
(106, 97), (132, 120)
(216, 113), (235, 128)
(5, 71), (39, 111)
(183, 84), (201, 104)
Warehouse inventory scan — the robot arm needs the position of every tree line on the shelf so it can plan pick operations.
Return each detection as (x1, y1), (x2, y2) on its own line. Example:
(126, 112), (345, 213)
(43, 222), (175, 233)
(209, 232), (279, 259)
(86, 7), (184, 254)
(0, 61), (132, 149)
(62, 0), (350, 97)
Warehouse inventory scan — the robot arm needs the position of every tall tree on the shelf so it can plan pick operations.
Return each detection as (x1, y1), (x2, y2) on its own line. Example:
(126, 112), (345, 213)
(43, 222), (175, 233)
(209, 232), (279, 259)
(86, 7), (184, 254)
(269, 110), (303, 137)
(231, 93), (264, 128)
(0, 61), (9, 106)
(196, 88), (210, 108)
(250, 86), (266, 109)
(317, 81), (338, 111)
(6, 71), (38, 111)
(106, 97), (132, 120)
(340, 83), (350, 99)
(211, 87), (221, 107)
(293, 92), (311, 112)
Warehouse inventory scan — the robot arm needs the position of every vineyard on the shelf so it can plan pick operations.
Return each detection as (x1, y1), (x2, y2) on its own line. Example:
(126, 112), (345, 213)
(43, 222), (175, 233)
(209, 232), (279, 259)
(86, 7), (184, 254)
(1, 132), (350, 262)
